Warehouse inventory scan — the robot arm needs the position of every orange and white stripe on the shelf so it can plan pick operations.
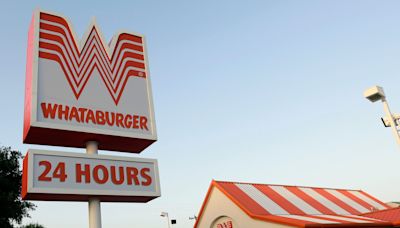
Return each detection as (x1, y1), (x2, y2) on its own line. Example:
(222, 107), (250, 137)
(37, 12), (147, 105)
(195, 181), (393, 228)
(214, 181), (391, 226)
(223, 182), (390, 216)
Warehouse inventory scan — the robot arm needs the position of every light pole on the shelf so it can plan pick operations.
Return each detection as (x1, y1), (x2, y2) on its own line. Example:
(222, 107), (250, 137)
(160, 212), (171, 228)
(364, 85), (400, 145)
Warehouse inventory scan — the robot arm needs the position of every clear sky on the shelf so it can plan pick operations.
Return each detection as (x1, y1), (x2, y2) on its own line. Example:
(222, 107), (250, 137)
(1, 0), (400, 227)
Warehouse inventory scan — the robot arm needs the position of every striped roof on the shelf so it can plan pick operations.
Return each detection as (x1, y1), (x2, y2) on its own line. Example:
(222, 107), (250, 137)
(255, 214), (389, 227)
(195, 181), (393, 227)
(217, 181), (390, 215)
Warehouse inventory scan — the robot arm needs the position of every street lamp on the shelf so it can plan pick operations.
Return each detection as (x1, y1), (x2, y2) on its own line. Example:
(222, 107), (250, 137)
(160, 212), (171, 228)
(364, 85), (400, 145)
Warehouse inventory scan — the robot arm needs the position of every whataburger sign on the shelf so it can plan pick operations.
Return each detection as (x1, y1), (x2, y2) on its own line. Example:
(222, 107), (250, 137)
(22, 9), (160, 207)
(23, 9), (156, 153)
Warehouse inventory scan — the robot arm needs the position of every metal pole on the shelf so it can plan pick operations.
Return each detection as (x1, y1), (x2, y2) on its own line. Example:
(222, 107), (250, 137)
(382, 99), (400, 146)
(86, 141), (102, 228)
(167, 214), (171, 228)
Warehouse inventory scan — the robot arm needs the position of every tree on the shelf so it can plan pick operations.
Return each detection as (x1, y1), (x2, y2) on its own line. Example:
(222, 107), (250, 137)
(20, 223), (45, 228)
(0, 146), (36, 228)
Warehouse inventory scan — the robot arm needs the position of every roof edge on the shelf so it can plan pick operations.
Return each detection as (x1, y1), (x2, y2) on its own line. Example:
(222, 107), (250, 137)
(213, 180), (363, 192)
(194, 180), (217, 228)
(362, 206), (400, 216)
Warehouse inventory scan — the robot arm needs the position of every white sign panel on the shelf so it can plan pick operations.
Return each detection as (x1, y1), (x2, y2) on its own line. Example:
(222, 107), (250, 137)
(22, 149), (161, 202)
(23, 10), (157, 153)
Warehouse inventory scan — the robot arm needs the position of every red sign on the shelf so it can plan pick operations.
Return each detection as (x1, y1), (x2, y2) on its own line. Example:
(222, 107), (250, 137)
(22, 150), (161, 202)
(23, 10), (157, 153)
(212, 217), (235, 228)
(216, 221), (233, 228)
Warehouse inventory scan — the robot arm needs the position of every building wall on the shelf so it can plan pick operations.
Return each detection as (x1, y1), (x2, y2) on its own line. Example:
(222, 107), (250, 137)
(196, 186), (294, 228)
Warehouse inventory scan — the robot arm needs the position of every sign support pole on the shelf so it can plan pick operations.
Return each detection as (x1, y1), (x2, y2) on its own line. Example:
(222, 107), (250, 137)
(86, 141), (102, 228)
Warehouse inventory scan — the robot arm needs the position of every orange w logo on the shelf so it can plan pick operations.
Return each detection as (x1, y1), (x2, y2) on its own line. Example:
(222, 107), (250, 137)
(37, 12), (148, 105)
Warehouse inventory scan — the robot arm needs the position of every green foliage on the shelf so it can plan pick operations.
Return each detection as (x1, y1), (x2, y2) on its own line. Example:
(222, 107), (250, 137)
(0, 146), (36, 228)
(20, 223), (44, 228)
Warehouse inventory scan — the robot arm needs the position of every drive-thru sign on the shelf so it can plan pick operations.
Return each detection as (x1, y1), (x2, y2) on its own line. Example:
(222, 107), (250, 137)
(23, 10), (157, 153)
(22, 9), (160, 228)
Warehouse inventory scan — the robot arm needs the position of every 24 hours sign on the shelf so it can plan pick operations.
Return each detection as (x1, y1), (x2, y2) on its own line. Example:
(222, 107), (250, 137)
(22, 150), (161, 202)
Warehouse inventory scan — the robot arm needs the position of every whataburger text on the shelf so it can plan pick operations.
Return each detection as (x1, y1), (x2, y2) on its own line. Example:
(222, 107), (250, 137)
(23, 10), (157, 152)
(41, 102), (149, 130)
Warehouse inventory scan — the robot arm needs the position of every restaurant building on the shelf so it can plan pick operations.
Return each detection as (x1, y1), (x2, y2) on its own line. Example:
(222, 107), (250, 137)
(195, 180), (400, 228)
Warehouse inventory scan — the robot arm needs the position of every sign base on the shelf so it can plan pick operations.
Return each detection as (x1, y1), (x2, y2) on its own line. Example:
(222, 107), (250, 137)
(23, 127), (155, 153)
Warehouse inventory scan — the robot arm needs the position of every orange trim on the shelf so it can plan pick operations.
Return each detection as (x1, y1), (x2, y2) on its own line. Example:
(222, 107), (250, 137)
(23, 13), (35, 142)
(21, 152), (29, 199)
(305, 215), (350, 223)
(336, 214), (384, 222)
(194, 180), (217, 228)
(254, 215), (307, 227)
(304, 214), (388, 225)
(362, 206), (400, 216)
(23, 126), (155, 153)
(254, 214), (391, 228)
(22, 193), (156, 202)
(362, 207), (400, 225)
(304, 222), (393, 228)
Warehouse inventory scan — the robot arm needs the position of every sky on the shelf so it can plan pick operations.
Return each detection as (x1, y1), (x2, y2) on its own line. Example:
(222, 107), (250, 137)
(1, 0), (400, 227)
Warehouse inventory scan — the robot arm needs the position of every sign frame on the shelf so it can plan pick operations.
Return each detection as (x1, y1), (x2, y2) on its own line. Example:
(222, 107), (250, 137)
(22, 149), (161, 202)
(23, 9), (157, 153)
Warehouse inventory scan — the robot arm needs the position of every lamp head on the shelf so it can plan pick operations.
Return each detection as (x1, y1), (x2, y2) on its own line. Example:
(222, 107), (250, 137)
(364, 86), (385, 102)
